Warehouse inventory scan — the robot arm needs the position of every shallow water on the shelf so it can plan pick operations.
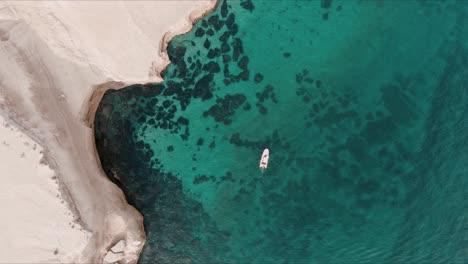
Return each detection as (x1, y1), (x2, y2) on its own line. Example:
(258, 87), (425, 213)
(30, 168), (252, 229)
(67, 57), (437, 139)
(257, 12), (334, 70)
(94, 0), (467, 263)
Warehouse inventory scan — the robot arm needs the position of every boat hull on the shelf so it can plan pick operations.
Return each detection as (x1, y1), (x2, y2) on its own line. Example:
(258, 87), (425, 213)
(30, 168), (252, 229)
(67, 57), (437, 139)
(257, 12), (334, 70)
(259, 148), (269, 171)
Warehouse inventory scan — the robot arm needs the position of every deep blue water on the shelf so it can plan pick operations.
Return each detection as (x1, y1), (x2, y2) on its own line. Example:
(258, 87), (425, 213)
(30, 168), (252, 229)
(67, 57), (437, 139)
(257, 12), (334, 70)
(94, 0), (467, 263)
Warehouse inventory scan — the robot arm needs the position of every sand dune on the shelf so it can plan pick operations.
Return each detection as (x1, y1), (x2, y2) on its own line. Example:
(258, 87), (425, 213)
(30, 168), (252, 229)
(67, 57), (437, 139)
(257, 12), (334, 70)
(0, 1), (215, 263)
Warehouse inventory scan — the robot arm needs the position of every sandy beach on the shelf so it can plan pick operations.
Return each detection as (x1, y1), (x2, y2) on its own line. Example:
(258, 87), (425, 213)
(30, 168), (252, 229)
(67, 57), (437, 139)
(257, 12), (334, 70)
(0, 115), (90, 263)
(0, 0), (215, 263)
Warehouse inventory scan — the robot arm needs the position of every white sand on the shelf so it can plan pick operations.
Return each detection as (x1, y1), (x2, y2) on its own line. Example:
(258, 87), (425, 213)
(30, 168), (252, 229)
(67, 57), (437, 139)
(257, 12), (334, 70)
(0, 0), (216, 263)
(0, 115), (90, 263)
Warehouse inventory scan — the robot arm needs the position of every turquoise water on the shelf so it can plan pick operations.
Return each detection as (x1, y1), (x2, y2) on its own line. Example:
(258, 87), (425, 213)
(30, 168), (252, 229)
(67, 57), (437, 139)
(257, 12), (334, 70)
(94, 0), (467, 263)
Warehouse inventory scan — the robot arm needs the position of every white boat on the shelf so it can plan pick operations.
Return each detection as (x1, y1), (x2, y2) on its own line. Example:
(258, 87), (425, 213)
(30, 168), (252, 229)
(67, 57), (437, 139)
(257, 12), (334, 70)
(259, 148), (269, 172)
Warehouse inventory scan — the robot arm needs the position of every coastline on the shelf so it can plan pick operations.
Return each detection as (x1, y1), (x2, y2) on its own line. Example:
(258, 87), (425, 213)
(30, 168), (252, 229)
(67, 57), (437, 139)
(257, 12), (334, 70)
(83, 0), (220, 124)
(0, 1), (217, 263)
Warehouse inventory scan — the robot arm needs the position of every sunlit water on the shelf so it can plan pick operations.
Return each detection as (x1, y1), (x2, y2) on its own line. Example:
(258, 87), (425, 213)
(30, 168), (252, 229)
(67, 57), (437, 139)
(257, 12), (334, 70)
(94, 1), (467, 263)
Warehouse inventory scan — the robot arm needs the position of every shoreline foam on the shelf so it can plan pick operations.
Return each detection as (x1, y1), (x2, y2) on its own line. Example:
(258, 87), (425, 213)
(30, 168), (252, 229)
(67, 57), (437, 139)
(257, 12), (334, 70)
(0, 1), (216, 262)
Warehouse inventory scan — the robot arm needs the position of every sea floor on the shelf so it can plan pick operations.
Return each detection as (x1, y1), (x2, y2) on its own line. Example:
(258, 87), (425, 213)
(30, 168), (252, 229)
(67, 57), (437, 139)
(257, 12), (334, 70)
(95, 1), (467, 263)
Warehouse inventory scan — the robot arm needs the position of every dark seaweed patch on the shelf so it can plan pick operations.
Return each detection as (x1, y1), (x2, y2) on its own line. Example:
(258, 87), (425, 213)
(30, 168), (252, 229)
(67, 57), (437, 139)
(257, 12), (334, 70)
(221, 42), (230, 53)
(238, 56), (249, 70)
(254, 73), (264, 83)
(219, 31), (231, 42)
(207, 48), (221, 59)
(209, 140), (215, 149)
(239, 70), (250, 81)
(203, 39), (211, 49)
(230, 24), (239, 36)
(258, 104), (268, 115)
(142, 84), (164, 97)
(316, 80), (322, 88)
(195, 28), (205, 37)
(221, 0), (228, 17)
(256, 84), (277, 103)
(208, 15), (222, 31)
(194, 74), (214, 100)
(226, 13), (235, 29)
(203, 93), (247, 124)
(177, 116), (189, 126)
(240, 0), (255, 11)
(163, 81), (182, 96)
(162, 100), (172, 108)
(232, 38), (244, 61)
(322, 12), (329, 20)
(321, 0), (332, 9)
(197, 138), (204, 146)
(222, 55), (231, 63)
(203, 61), (221, 73)
(194, 175), (209, 184)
